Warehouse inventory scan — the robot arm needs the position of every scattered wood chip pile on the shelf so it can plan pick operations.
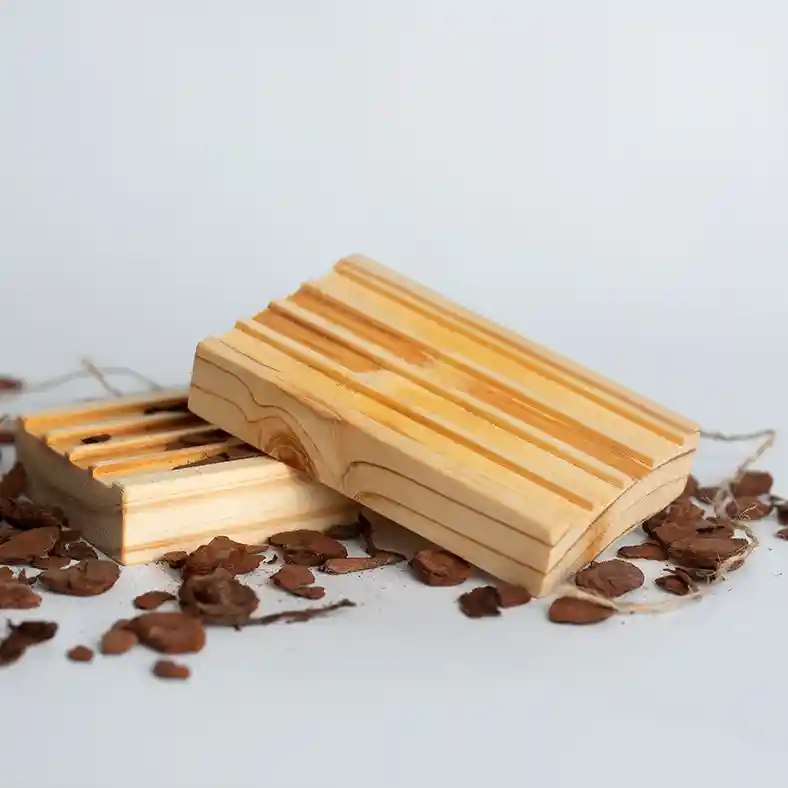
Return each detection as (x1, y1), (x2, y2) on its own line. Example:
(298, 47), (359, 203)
(548, 471), (785, 624)
(1, 389), (786, 679)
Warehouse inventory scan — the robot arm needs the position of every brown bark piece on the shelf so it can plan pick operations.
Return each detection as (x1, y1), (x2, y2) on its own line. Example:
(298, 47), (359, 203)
(0, 462), (27, 499)
(617, 542), (668, 561)
(67, 645), (94, 662)
(134, 590), (176, 610)
(1, 499), (65, 530)
(649, 521), (701, 547)
(158, 551), (188, 569)
(322, 554), (403, 574)
(410, 550), (472, 587)
(0, 619), (58, 665)
(668, 536), (748, 571)
(494, 583), (532, 608)
(681, 475), (699, 500)
(0, 580), (41, 609)
(0, 567), (13, 582)
(776, 527), (788, 540)
(357, 515), (406, 561)
(60, 541), (98, 561)
(129, 612), (206, 654)
(776, 503), (788, 525)
(548, 597), (614, 625)
(458, 586), (501, 618)
(269, 529), (348, 566)
(183, 536), (263, 578)
(0, 376), (23, 391)
(696, 521), (735, 539)
(655, 572), (693, 596)
(39, 559), (121, 596)
(326, 521), (364, 540)
(179, 569), (259, 625)
(100, 626), (138, 655)
(9, 620), (57, 642)
(574, 559), (644, 598)
(0, 526), (60, 565)
(31, 555), (71, 570)
(731, 471), (773, 498)
(725, 497), (773, 521)
(271, 565), (325, 599)
(153, 659), (190, 680)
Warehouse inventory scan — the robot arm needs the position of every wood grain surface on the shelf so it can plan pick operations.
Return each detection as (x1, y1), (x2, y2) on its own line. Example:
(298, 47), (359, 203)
(188, 254), (700, 595)
(16, 389), (358, 564)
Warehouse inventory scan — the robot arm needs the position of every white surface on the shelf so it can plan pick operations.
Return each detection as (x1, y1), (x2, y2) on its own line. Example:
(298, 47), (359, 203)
(2, 2), (788, 787)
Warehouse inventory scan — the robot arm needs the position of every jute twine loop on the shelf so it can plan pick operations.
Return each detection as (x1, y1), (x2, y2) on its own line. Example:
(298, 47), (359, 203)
(0, 360), (161, 434)
(552, 427), (777, 615)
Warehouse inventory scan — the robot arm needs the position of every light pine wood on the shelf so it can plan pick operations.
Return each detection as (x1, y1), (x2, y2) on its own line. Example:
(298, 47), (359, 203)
(188, 254), (700, 596)
(15, 389), (358, 564)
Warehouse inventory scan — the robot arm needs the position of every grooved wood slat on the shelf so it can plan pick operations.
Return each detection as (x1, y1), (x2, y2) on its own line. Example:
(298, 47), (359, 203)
(188, 254), (699, 595)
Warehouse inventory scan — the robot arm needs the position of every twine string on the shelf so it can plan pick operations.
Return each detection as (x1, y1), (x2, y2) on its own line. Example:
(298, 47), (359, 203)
(553, 427), (777, 614)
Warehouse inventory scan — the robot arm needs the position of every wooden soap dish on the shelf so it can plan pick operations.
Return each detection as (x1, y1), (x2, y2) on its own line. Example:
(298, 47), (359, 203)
(15, 389), (358, 564)
(188, 254), (700, 596)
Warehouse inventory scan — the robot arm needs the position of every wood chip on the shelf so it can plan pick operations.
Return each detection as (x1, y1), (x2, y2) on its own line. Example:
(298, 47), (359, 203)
(0, 580), (41, 609)
(134, 590), (176, 610)
(0, 620), (57, 666)
(0, 376), (23, 392)
(153, 659), (190, 680)
(100, 626), (139, 655)
(178, 569), (259, 625)
(668, 537), (749, 571)
(31, 555), (71, 570)
(681, 475), (699, 499)
(616, 542), (668, 561)
(59, 541), (98, 561)
(574, 559), (644, 598)
(458, 586), (501, 618)
(129, 612), (206, 654)
(0, 526), (60, 564)
(271, 565), (325, 599)
(182, 536), (263, 578)
(775, 527), (788, 541)
(67, 645), (94, 662)
(325, 521), (364, 540)
(725, 497), (773, 521)
(269, 529), (347, 566)
(158, 551), (188, 569)
(731, 471), (773, 498)
(494, 583), (532, 608)
(655, 571), (694, 596)
(0, 462), (26, 499)
(38, 559), (121, 596)
(548, 597), (614, 625)
(409, 550), (471, 586)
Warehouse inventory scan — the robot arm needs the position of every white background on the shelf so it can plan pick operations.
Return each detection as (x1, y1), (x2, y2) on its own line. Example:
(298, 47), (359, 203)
(1, 2), (788, 787)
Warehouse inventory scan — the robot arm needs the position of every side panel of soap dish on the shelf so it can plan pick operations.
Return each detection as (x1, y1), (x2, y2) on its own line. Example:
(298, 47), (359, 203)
(188, 255), (700, 595)
(16, 389), (358, 564)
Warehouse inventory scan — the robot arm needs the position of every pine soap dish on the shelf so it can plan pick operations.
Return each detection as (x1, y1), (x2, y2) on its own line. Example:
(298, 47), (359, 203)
(188, 254), (700, 596)
(15, 389), (358, 564)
